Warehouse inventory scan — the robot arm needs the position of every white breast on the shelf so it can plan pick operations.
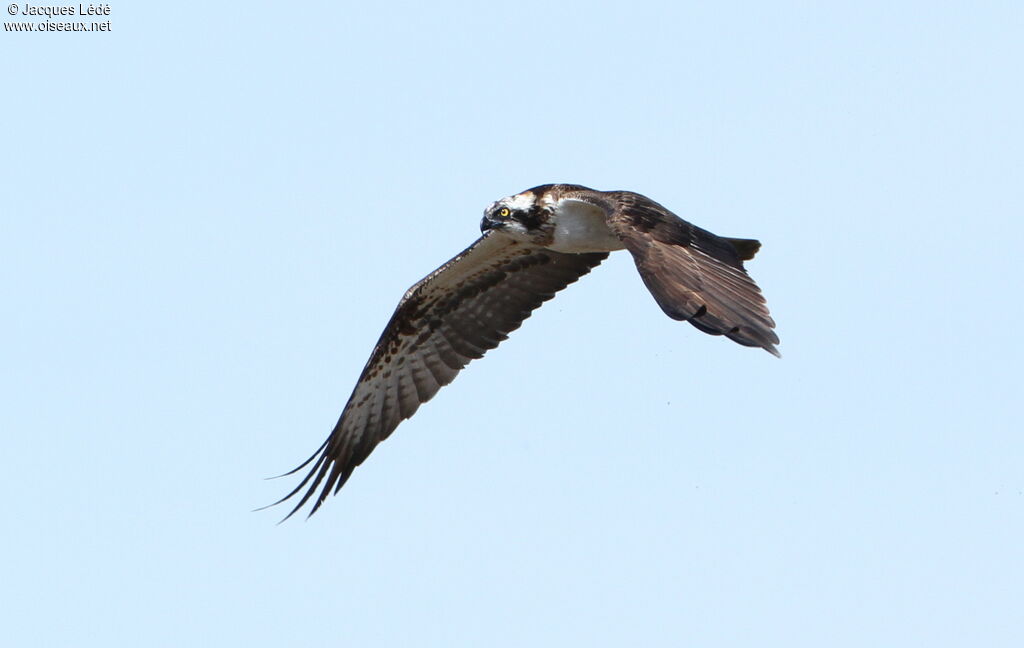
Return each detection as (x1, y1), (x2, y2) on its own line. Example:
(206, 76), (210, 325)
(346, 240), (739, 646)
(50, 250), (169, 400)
(547, 198), (626, 253)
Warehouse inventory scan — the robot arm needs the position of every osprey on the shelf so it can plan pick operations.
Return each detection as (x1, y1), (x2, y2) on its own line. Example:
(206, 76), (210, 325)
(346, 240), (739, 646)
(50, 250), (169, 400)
(271, 184), (779, 519)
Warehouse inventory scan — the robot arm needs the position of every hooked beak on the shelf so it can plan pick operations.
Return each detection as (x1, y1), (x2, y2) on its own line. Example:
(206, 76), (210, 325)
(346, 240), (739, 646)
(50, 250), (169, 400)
(480, 214), (503, 233)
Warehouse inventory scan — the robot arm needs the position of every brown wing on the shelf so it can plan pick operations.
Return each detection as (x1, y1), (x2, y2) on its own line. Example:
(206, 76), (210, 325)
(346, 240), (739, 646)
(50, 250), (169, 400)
(271, 231), (607, 519)
(567, 188), (779, 356)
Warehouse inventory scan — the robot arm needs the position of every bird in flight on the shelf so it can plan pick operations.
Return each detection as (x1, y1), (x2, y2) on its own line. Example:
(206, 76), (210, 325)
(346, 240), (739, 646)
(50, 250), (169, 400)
(270, 184), (779, 519)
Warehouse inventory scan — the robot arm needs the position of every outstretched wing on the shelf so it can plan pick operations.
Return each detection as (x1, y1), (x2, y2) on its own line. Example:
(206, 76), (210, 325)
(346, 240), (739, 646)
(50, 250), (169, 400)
(567, 188), (779, 356)
(272, 231), (607, 519)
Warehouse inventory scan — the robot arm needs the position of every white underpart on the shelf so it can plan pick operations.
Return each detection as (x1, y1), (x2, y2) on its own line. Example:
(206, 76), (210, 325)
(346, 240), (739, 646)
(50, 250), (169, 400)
(547, 198), (626, 253)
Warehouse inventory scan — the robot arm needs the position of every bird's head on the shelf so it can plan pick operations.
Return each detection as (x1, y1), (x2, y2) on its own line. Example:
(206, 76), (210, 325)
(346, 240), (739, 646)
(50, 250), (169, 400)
(480, 188), (554, 245)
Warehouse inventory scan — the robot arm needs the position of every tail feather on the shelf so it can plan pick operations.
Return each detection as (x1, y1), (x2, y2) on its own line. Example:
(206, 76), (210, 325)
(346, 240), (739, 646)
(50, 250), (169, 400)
(724, 237), (761, 261)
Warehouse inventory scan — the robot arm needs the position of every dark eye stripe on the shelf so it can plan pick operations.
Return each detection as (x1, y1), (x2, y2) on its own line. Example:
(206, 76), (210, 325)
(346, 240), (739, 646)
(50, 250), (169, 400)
(518, 207), (544, 230)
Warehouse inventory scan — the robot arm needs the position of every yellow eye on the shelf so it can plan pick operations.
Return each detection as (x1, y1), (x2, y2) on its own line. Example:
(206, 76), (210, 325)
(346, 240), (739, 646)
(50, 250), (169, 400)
(499, 207), (510, 217)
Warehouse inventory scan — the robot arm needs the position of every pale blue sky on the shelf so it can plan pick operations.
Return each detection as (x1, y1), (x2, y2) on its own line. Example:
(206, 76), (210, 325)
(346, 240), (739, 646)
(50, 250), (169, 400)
(3, 2), (1022, 646)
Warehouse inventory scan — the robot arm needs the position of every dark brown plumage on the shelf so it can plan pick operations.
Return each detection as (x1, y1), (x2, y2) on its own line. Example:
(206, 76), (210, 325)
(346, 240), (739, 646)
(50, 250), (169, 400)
(269, 232), (606, 519)
(562, 188), (779, 354)
(269, 184), (779, 520)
